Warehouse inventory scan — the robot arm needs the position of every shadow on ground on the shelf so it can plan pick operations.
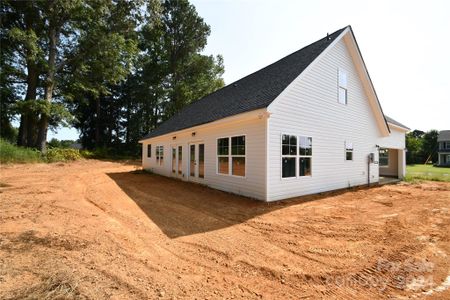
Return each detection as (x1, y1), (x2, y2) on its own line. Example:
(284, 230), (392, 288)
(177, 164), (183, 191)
(107, 171), (370, 238)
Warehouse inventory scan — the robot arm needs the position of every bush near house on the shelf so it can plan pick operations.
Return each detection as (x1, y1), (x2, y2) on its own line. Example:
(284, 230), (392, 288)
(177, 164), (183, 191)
(405, 164), (450, 182)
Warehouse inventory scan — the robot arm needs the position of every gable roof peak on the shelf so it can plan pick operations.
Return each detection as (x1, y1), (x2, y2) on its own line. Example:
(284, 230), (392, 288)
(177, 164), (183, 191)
(140, 26), (348, 141)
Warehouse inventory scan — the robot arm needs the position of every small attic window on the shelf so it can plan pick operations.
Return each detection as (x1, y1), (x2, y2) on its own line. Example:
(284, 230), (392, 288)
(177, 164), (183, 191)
(338, 68), (348, 105)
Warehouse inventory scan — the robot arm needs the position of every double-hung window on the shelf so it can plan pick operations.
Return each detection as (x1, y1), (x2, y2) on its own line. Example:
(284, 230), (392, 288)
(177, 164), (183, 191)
(281, 134), (297, 178)
(231, 136), (245, 176)
(345, 142), (353, 161)
(299, 136), (312, 176)
(217, 135), (246, 177)
(379, 148), (389, 166)
(156, 145), (164, 165)
(217, 138), (229, 174)
(338, 68), (348, 104)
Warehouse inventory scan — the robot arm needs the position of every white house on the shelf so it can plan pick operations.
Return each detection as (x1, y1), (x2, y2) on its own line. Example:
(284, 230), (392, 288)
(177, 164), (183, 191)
(139, 26), (409, 201)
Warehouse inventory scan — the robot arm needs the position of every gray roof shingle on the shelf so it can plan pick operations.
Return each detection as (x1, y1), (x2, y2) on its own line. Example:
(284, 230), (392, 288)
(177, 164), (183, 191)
(141, 27), (347, 140)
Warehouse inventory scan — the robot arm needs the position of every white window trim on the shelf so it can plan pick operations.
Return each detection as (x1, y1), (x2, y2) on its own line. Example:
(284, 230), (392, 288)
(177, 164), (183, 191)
(215, 134), (247, 178)
(280, 133), (313, 180)
(345, 141), (353, 161)
(299, 136), (313, 177)
(379, 148), (389, 167)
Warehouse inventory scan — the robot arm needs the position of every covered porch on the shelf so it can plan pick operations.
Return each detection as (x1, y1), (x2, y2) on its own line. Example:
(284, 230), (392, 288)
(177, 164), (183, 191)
(378, 147), (406, 180)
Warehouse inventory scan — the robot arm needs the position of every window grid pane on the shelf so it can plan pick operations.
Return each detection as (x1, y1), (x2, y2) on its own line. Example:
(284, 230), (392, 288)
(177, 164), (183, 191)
(231, 136), (245, 155)
(232, 157), (245, 176)
(282, 134), (297, 156)
(282, 157), (296, 178)
(217, 138), (229, 155)
(299, 157), (311, 176)
(346, 151), (353, 161)
(299, 136), (312, 156)
(218, 157), (229, 174)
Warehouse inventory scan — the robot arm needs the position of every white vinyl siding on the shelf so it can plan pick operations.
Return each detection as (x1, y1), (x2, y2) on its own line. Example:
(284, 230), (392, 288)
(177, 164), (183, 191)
(141, 112), (266, 200)
(267, 37), (381, 201)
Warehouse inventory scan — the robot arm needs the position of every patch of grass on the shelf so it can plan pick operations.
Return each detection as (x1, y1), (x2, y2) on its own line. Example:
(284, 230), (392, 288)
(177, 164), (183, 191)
(10, 270), (81, 300)
(406, 164), (450, 182)
(0, 139), (84, 164)
(0, 138), (42, 164)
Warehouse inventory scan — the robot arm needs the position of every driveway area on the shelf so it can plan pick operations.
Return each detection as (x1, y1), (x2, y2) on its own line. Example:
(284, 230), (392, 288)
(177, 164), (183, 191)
(1, 160), (449, 299)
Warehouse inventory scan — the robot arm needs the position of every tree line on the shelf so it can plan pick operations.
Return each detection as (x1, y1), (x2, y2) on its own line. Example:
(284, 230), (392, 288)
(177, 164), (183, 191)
(1, 0), (224, 154)
(405, 129), (439, 164)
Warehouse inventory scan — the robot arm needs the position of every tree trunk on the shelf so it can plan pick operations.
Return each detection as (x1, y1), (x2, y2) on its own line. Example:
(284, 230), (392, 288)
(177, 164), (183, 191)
(36, 26), (58, 153)
(95, 97), (100, 147)
(26, 64), (39, 147)
(17, 64), (39, 147)
(17, 115), (28, 146)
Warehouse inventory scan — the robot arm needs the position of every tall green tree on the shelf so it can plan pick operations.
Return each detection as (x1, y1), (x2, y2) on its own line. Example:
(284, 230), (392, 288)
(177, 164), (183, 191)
(73, 0), (225, 150)
(1, 0), (145, 152)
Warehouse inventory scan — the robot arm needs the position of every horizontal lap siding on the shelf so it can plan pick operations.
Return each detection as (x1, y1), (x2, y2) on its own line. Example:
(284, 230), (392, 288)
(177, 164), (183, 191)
(267, 39), (381, 201)
(378, 127), (406, 149)
(142, 117), (267, 200)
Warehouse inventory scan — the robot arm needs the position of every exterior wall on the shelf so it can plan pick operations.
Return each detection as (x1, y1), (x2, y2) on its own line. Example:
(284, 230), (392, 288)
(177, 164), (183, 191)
(141, 114), (267, 200)
(437, 141), (450, 166)
(379, 149), (398, 177)
(378, 126), (405, 149)
(266, 38), (382, 201)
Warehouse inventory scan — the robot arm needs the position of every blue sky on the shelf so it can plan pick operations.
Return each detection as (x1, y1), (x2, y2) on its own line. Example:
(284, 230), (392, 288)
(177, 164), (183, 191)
(49, 0), (450, 140)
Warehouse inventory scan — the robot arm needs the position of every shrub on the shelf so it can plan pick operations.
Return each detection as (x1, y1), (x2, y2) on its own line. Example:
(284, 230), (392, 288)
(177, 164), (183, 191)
(79, 149), (95, 159)
(0, 139), (42, 163)
(45, 148), (82, 162)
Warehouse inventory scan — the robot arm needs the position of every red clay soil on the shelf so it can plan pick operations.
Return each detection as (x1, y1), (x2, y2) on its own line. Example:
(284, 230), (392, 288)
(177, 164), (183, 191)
(0, 160), (449, 299)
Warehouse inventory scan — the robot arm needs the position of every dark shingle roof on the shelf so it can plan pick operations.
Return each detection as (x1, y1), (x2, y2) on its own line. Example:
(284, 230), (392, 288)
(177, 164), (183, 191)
(385, 116), (410, 130)
(438, 130), (450, 141)
(141, 27), (347, 140)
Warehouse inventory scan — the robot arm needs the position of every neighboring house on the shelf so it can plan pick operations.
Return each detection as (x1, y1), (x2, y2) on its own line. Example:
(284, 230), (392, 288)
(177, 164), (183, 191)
(139, 26), (409, 201)
(437, 130), (450, 167)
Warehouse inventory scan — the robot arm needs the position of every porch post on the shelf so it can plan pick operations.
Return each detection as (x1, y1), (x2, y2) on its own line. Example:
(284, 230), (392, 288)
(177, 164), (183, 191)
(398, 149), (406, 179)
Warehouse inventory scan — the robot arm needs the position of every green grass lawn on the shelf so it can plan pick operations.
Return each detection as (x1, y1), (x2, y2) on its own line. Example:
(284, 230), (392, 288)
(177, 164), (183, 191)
(406, 164), (450, 182)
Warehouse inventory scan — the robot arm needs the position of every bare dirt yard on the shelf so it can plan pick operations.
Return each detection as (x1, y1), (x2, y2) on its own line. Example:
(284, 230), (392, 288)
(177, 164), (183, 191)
(1, 160), (449, 299)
